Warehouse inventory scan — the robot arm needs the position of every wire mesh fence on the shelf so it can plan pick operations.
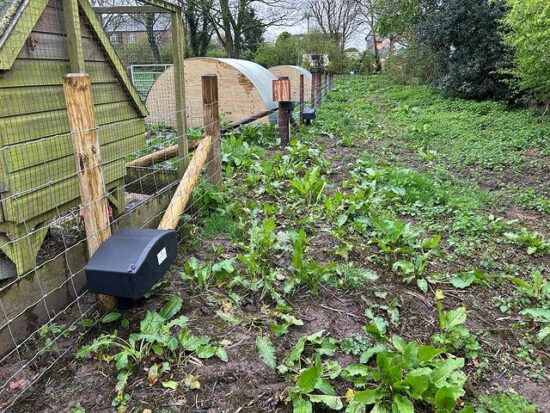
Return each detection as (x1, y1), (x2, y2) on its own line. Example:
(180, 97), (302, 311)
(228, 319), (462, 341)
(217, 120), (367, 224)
(0, 1), (330, 408)
(0, 0), (224, 409)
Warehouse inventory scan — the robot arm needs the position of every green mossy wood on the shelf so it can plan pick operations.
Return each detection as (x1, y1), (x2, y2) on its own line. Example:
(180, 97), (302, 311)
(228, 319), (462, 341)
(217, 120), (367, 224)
(0, 0), (148, 275)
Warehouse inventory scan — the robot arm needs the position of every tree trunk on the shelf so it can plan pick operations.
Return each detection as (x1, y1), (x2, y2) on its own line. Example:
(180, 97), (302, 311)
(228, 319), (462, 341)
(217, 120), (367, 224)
(372, 33), (381, 72)
(146, 14), (161, 63)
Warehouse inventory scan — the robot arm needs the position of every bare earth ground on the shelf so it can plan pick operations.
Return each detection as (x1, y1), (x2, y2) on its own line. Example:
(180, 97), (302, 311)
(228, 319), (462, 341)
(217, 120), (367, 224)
(5, 77), (550, 413)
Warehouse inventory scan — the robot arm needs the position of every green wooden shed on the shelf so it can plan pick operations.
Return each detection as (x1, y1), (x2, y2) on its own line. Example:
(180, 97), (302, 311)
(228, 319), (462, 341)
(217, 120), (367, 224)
(0, 0), (147, 277)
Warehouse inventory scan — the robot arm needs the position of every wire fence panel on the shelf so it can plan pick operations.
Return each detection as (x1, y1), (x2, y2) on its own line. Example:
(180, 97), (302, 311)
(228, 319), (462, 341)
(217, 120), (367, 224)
(0, 1), (221, 408)
(0, 1), (316, 408)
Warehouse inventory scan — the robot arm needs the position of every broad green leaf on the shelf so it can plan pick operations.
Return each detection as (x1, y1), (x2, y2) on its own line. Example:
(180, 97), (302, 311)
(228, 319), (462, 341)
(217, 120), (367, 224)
(405, 374), (429, 397)
(431, 358), (464, 387)
(256, 336), (277, 369)
(285, 337), (307, 367)
(417, 345), (444, 362)
(293, 396), (312, 413)
(270, 323), (289, 336)
(100, 312), (121, 324)
(161, 380), (178, 389)
(343, 364), (372, 377)
(392, 336), (407, 353)
(537, 326), (550, 341)
(417, 279), (428, 293)
(392, 394), (414, 413)
(365, 317), (387, 339)
(435, 387), (457, 412)
(315, 378), (336, 395)
(521, 308), (550, 322)
(309, 394), (343, 410)
(159, 296), (183, 320)
(445, 307), (467, 329)
(353, 388), (384, 404)
(297, 363), (322, 393)
(360, 344), (386, 363)
(216, 347), (228, 362)
(377, 353), (403, 385)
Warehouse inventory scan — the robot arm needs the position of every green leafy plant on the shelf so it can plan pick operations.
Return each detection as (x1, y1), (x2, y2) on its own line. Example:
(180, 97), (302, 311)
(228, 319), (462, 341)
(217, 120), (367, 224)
(504, 229), (549, 256)
(432, 296), (481, 359)
(76, 296), (227, 405)
(289, 166), (328, 205)
(477, 390), (537, 413)
(343, 336), (467, 413)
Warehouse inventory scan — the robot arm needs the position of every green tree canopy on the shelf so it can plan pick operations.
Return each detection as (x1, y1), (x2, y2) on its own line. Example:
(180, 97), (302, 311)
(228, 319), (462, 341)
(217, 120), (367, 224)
(502, 0), (550, 105)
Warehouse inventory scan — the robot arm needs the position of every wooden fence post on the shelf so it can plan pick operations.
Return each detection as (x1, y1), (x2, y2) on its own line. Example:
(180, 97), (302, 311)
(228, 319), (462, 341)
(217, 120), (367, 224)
(273, 77), (292, 146)
(299, 74), (305, 125)
(201, 74), (223, 189)
(171, 11), (189, 176)
(324, 71), (328, 98)
(312, 71), (321, 107)
(63, 73), (115, 313)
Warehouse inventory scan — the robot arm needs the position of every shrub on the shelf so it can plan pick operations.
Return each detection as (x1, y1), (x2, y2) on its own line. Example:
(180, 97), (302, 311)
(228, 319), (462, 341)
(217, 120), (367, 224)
(383, 42), (438, 85)
(416, 0), (512, 100)
(502, 0), (550, 108)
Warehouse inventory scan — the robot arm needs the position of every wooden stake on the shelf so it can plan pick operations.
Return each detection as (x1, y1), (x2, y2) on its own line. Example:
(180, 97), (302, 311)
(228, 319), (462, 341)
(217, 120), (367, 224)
(171, 11), (189, 176)
(63, 73), (115, 313)
(273, 78), (292, 146)
(299, 74), (305, 125)
(324, 72), (328, 98)
(158, 136), (213, 230)
(202, 75), (223, 189)
(312, 72), (321, 107)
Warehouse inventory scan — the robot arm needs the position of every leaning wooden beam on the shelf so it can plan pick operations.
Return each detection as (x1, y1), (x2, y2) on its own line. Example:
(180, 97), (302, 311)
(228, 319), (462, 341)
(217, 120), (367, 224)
(158, 136), (213, 230)
(126, 140), (200, 168)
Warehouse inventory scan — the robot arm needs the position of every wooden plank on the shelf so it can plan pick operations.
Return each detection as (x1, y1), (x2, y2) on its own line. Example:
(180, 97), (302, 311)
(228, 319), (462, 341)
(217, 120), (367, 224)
(0, 60), (119, 88)
(0, 0), (50, 70)
(93, 5), (167, 14)
(6, 133), (144, 193)
(63, 0), (85, 72)
(2, 118), (145, 172)
(78, 0), (148, 117)
(125, 167), (179, 195)
(16, 33), (106, 62)
(63, 73), (114, 312)
(0, 101), (140, 146)
(139, 0), (181, 13)
(0, 82), (132, 119)
(33, 4), (67, 35)
(1, 161), (123, 223)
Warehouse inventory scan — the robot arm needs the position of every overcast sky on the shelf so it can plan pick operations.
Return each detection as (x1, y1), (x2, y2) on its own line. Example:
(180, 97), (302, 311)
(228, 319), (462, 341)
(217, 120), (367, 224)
(265, 17), (369, 51)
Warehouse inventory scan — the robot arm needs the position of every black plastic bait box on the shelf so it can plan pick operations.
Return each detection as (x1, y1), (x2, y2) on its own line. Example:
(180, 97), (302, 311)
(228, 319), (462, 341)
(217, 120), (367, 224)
(85, 229), (177, 300)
